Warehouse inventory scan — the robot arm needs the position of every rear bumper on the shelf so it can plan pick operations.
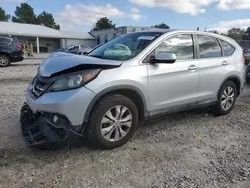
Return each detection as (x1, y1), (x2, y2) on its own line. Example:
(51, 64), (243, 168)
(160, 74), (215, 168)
(20, 104), (85, 148)
(11, 56), (24, 62)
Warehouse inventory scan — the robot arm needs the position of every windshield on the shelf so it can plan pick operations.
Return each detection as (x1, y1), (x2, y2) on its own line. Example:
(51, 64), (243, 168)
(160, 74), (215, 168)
(88, 32), (163, 61)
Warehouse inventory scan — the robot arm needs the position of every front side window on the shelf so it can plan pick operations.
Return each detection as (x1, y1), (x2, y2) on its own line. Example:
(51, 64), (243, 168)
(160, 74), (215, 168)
(154, 34), (194, 60)
(220, 40), (235, 57)
(198, 35), (222, 58)
(88, 32), (163, 61)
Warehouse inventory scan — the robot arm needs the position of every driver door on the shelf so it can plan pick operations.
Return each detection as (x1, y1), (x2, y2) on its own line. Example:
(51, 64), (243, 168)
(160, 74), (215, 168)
(147, 34), (199, 115)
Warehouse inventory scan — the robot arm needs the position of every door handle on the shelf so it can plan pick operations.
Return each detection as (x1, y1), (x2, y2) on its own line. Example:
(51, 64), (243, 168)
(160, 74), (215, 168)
(188, 65), (199, 71)
(222, 61), (228, 65)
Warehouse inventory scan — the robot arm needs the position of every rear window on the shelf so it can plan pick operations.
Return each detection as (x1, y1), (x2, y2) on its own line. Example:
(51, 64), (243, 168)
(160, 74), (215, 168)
(12, 37), (19, 43)
(0, 37), (12, 46)
(220, 40), (235, 56)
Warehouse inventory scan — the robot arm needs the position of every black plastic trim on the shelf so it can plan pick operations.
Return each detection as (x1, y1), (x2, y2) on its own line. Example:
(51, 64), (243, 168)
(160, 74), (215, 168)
(219, 75), (242, 96)
(193, 34), (199, 59)
(20, 104), (84, 148)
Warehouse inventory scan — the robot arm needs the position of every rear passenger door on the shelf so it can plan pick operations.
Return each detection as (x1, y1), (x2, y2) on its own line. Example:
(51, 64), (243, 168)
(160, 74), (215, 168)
(196, 35), (235, 104)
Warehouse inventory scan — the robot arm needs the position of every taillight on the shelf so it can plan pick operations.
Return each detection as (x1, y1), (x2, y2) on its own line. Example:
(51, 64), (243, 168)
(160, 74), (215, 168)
(243, 56), (246, 64)
(16, 44), (22, 49)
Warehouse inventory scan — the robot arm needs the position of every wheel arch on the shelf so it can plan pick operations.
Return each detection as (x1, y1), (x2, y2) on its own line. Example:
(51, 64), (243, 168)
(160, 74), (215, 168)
(219, 75), (241, 97)
(0, 52), (12, 61)
(83, 85), (148, 123)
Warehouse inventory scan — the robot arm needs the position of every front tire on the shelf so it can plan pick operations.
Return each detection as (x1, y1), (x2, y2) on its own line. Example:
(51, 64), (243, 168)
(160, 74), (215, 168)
(213, 81), (237, 116)
(0, 54), (11, 67)
(88, 94), (139, 149)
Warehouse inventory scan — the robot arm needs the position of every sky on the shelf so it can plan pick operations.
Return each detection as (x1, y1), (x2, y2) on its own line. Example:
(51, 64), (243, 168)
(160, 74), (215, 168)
(1, 0), (250, 33)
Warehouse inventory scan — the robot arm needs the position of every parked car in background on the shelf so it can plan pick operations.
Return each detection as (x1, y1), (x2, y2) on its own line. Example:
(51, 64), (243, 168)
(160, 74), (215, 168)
(243, 49), (250, 64)
(77, 43), (104, 55)
(0, 36), (23, 67)
(77, 48), (92, 55)
(55, 44), (92, 54)
(21, 30), (245, 150)
(242, 49), (250, 84)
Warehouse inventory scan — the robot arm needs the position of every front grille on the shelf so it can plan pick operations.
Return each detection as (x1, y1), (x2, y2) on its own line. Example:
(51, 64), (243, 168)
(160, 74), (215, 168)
(31, 75), (52, 98)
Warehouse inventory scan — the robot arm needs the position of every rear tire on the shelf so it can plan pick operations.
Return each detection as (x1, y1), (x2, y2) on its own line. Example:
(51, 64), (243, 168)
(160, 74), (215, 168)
(0, 54), (11, 67)
(213, 81), (237, 116)
(87, 94), (139, 149)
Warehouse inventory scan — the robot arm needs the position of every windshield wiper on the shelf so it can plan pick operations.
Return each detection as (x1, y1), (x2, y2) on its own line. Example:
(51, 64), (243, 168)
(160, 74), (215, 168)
(89, 55), (106, 59)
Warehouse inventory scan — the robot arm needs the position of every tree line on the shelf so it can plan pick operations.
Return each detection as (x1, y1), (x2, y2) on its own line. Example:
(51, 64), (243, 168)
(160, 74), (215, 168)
(1, 2), (249, 40)
(0, 3), (59, 29)
(91, 17), (170, 31)
(208, 27), (250, 40)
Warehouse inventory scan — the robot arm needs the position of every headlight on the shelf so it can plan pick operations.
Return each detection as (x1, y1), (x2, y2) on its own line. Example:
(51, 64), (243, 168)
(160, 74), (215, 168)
(50, 69), (100, 92)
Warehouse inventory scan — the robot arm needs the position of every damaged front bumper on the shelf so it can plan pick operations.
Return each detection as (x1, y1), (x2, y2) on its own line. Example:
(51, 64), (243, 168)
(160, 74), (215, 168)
(20, 104), (85, 149)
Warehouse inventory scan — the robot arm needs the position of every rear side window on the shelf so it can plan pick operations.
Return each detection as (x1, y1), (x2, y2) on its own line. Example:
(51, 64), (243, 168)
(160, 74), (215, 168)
(0, 37), (12, 46)
(220, 40), (235, 56)
(198, 35), (222, 59)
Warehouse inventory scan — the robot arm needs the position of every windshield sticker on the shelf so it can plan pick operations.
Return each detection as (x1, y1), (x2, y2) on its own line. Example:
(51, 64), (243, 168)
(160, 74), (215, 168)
(137, 36), (155, 40)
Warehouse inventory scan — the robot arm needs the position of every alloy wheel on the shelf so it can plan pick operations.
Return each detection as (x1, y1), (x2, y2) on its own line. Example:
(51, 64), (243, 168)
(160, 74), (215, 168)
(221, 86), (235, 111)
(0, 56), (9, 66)
(100, 105), (132, 142)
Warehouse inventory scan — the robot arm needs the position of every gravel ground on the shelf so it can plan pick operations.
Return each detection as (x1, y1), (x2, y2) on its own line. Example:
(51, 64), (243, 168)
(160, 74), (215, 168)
(0, 59), (40, 81)
(1, 60), (250, 188)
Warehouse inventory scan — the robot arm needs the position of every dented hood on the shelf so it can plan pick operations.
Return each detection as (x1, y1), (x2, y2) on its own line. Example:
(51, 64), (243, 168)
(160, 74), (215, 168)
(38, 52), (122, 77)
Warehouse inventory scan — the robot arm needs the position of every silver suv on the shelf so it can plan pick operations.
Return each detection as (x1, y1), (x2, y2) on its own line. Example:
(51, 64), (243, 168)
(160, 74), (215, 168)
(20, 30), (245, 149)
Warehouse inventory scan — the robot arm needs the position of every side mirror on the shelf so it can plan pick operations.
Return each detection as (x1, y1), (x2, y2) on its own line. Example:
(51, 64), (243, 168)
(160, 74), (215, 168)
(150, 52), (176, 64)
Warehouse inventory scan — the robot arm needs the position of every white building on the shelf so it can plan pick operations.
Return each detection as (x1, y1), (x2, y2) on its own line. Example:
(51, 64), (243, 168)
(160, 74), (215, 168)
(0, 22), (164, 53)
(90, 26), (160, 44)
(0, 21), (97, 53)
